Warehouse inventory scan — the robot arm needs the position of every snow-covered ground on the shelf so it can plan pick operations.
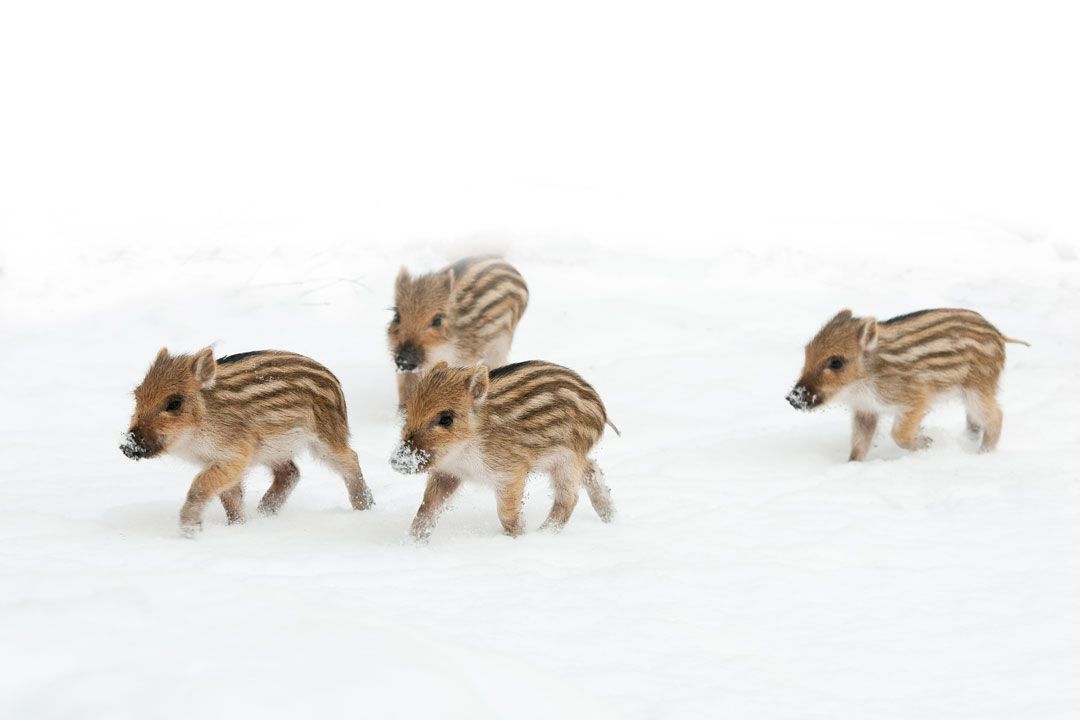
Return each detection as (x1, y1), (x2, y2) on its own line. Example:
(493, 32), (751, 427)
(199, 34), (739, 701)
(3, 2), (1080, 718)
(2, 227), (1078, 719)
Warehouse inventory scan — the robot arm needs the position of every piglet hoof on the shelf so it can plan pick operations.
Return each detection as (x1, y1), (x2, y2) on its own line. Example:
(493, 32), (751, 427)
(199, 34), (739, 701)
(350, 490), (375, 512)
(179, 522), (202, 539)
(256, 501), (280, 516)
(409, 525), (432, 545)
(225, 515), (245, 526)
(915, 435), (933, 451)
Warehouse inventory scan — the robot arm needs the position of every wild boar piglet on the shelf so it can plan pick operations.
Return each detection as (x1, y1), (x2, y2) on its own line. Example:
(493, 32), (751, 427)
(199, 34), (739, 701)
(389, 256), (528, 407)
(121, 348), (373, 536)
(390, 360), (617, 540)
(787, 308), (1027, 461)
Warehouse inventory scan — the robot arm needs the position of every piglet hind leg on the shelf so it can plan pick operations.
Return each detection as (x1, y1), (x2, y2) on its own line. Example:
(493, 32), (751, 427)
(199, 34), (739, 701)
(849, 411), (879, 462)
(319, 443), (374, 511)
(258, 460), (301, 515)
(410, 472), (462, 542)
(496, 472), (528, 537)
(180, 454), (251, 537)
(330, 446), (373, 509)
(974, 390), (1003, 452)
(583, 460), (615, 523)
(539, 455), (583, 532)
(891, 400), (932, 452)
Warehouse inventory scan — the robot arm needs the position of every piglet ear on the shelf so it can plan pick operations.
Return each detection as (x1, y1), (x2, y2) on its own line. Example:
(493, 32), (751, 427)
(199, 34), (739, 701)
(832, 309), (854, 324)
(396, 267), (410, 292)
(468, 365), (490, 402)
(192, 347), (217, 388)
(446, 267), (456, 294)
(432, 361), (450, 372)
(154, 347), (169, 364)
(859, 318), (879, 351)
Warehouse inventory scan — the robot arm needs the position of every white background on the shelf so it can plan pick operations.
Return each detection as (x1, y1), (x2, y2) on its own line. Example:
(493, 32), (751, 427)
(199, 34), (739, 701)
(2, 2), (1079, 718)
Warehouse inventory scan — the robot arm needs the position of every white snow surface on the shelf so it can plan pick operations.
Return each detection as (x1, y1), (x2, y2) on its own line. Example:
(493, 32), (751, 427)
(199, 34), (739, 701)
(3, 3), (1080, 718)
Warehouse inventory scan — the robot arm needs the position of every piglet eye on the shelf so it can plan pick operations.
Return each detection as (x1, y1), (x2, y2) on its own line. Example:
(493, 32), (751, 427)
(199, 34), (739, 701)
(827, 357), (845, 371)
(392, 310), (401, 324)
(437, 411), (454, 427)
(431, 314), (443, 328)
(165, 396), (183, 413)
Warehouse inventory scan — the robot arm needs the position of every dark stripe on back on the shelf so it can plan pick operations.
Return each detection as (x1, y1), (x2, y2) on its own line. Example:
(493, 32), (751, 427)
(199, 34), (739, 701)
(877, 350), (971, 366)
(489, 378), (598, 406)
(881, 309), (987, 327)
(449, 255), (500, 278)
(884, 324), (1002, 351)
(216, 355), (342, 385)
(216, 368), (344, 395)
(452, 261), (509, 297)
(470, 295), (517, 326)
(455, 258), (505, 285)
(456, 269), (526, 309)
(217, 350), (272, 365)
(488, 360), (546, 380)
(213, 355), (347, 412)
(514, 398), (605, 431)
(214, 387), (343, 415)
(880, 310), (935, 326)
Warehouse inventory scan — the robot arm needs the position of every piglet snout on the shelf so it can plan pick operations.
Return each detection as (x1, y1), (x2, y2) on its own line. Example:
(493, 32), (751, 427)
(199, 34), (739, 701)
(120, 430), (149, 460)
(394, 345), (421, 373)
(389, 441), (429, 475)
(786, 386), (811, 411)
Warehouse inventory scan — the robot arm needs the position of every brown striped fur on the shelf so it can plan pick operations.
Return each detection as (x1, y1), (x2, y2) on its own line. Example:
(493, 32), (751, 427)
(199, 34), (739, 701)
(389, 256), (528, 407)
(787, 309), (1027, 460)
(390, 360), (616, 540)
(121, 348), (372, 536)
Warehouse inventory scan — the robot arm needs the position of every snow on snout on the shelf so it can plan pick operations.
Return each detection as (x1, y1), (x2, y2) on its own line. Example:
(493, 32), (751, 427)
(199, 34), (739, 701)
(786, 386), (818, 410)
(389, 443), (429, 474)
(119, 431), (145, 459)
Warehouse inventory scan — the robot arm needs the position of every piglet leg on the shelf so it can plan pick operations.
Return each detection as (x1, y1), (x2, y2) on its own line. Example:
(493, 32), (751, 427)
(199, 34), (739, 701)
(975, 391), (1003, 452)
(849, 411), (879, 461)
(410, 473), (461, 542)
(179, 454), (250, 537)
(496, 473), (527, 537)
(219, 483), (245, 524)
(258, 460), (301, 515)
(891, 401), (932, 451)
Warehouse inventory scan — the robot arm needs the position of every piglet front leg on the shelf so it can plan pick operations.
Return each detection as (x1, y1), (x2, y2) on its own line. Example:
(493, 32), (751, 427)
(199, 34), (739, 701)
(849, 411), (879, 462)
(219, 483), (245, 525)
(179, 455), (250, 537)
(410, 473), (461, 542)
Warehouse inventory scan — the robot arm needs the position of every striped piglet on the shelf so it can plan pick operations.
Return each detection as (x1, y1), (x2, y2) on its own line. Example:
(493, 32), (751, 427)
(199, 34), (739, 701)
(389, 256), (528, 407)
(787, 309), (1027, 460)
(390, 360), (618, 540)
(121, 348), (373, 536)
